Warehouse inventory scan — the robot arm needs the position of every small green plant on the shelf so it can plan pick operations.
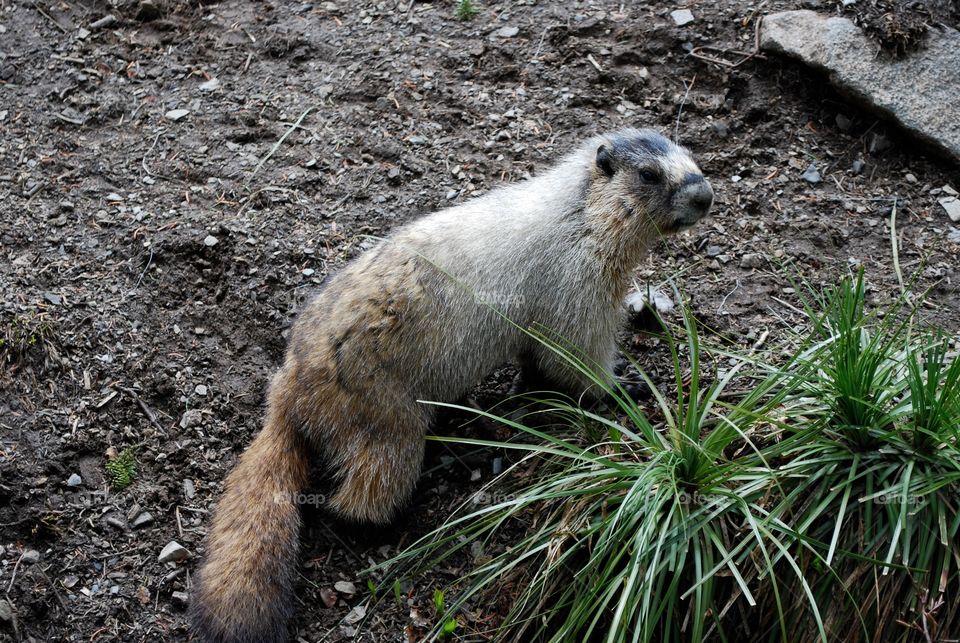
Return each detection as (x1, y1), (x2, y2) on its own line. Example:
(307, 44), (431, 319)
(433, 588), (458, 638)
(455, 0), (479, 21)
(105, 448), (138, 490)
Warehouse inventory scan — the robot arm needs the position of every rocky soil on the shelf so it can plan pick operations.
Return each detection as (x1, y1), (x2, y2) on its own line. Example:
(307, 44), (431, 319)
(1, 0), (959, 641)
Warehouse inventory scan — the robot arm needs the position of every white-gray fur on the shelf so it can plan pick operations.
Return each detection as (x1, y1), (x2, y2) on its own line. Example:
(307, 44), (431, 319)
(282, 127), (714, 522)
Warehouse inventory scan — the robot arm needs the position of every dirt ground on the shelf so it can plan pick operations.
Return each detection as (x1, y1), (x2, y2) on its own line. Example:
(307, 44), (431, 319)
(2, 0), (959, 641)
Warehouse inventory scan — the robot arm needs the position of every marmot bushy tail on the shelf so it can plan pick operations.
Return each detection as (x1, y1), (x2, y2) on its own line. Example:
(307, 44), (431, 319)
(190, 369), (310, 643)
(192, 128), (714, 643)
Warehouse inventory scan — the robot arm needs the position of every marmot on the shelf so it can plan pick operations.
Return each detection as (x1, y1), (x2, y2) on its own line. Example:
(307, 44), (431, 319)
(191, 128), (714, 643)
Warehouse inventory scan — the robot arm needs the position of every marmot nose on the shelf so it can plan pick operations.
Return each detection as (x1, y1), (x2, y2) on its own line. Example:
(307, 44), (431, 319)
(688, 179), (714, 214)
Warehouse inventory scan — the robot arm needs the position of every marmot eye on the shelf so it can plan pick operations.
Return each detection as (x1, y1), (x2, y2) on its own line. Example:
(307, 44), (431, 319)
(639, 169), (659, 183)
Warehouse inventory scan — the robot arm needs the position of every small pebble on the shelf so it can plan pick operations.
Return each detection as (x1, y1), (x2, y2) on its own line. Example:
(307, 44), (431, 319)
(183, 479), (196, 499)
(165, 109), (190, 122)
(334, 581), (356, 596)
(195, 384), (209, 396)
(0, 599), (14, 623)
(711, 121), (730, 138)
(132, 512), (154, 528)
(740, 253), (765, 269)
(137, 0), (162, 21)
(203, 235), (219, 247)
(180, 409), (204, 429)
(172, 590), (190, 605)
(158, 541), (189, 563)
(105, 515), (128, 530)
(22, 550), (40, 564)
(800, 163), (821, 184)
(343, 605), (366, 625)
(66, 473), (82, 487)
(496, 25), (519, 38)
(938, 196), (960, 223)
(670, 9), (695, 26)
(90, 14), (116, 29)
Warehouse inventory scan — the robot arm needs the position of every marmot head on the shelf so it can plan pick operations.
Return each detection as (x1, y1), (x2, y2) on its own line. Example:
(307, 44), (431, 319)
(590, 128), (713, 235)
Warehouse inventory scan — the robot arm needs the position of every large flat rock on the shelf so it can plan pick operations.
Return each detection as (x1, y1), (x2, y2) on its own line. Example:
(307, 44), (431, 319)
(760, 10), (960, 164)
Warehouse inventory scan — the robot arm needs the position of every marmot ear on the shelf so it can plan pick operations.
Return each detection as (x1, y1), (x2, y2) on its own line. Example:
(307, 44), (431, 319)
(596, 145), (614, 178)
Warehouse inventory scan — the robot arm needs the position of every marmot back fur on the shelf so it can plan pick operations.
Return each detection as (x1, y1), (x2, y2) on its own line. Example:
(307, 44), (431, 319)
(192, 127), (714, 643)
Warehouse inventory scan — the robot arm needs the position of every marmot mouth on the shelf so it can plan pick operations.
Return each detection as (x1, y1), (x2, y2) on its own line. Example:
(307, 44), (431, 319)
(672, 209), (711, 229)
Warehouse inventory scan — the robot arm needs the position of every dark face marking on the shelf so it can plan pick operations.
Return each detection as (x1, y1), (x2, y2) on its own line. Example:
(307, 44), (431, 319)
(608, 131), (672, 161)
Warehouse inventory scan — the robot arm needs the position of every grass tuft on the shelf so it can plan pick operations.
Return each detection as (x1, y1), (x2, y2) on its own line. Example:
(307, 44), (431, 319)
(370, 271), (960, 642)
(105, 448), (138, 490)
(455, 0), (480, 21)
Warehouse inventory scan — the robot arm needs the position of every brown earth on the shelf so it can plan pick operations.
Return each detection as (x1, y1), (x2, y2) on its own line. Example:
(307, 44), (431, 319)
(1, 0), (959, 641)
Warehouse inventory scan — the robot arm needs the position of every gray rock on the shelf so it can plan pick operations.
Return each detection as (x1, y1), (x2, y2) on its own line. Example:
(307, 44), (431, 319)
(939, 196), (960, 222)
(131, 511), (154, 528)
(740, 253), (765, 269)
(90, 14), (116, 29)
(180, 409), (204, 429)
(137, 0), (162, 21)
(761, 10), (960, 163)
(495, 26), (519, 38)
(165, 109), (190, 122)
(202, 235), (218, 247)
(851, 158), (865, 174)
(194, 384), (209, 396)
(21, 550), (40, 564)
(0, 598), (15, 623)
(183, 478), (196, 499)
(158, 540), (189, 563)
(670, 9), (695, 26)
(869, 132), (892, 154)
(66, 473), (82, 487)
(198, 77), (220, 92)
(801, 163), (822, 184)
(172, 590), (190, 605)
(343, 605), (366, 625)
(333, 581), (356, 596)
(711, 121), (730, 139)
